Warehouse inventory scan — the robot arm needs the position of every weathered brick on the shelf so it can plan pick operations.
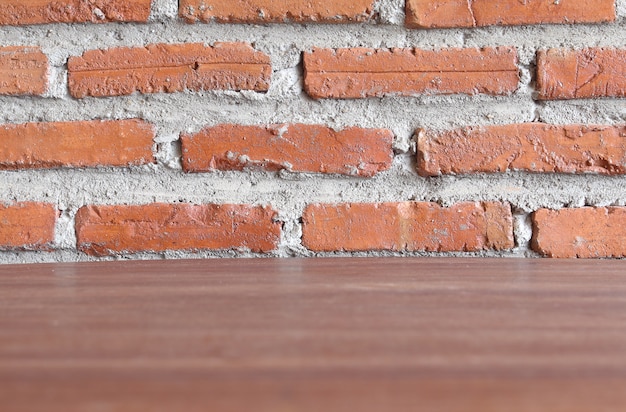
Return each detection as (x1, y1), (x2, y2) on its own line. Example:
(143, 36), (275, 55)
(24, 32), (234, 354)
(406, 0), (616, 29)
(532, 207), (626, 258)
(537, 48), (626, 100)
(0, 46), (48, 96)
(0, 0), (151, 25)
(303, 47), (519, 99)
(0, 202), (57, 250)
(180, 0), (377, 24)
(0, 119), (154, 169)
(76, 203), (281, 256)
(68, 42), (271, 98)
(418, 124), (626, 176)
(181, 124), (394, 176)
(302, 202), (514, 252)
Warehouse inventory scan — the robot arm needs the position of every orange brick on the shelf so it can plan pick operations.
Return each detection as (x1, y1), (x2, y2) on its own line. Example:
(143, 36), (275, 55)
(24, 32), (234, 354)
(303, 47), (519, 99)
(0, 46), (48, 96)
(68, 42), (271, 98)
(180, 0), (376, 23)
(181, 124), (393, 177)
(0, 119), (155, 169)
(532, 207), (626, 258)
(0, 0), (151, 25)
(302, 202), (514, 252)
(76, 204), (281, 256)
(406, 0), (616, 28)
(0, 202), (57, 250)
(418, 124), (626, 176)
(537, 48), (626, 100)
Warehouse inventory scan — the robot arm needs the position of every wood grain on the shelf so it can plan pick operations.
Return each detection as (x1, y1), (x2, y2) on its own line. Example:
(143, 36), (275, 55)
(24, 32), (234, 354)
(2, 258), (626, 411)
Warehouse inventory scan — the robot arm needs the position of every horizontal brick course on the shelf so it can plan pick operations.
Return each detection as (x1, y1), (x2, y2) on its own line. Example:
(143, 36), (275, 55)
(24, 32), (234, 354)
(0, 46), (48, 96)
(302, 202), (514, 252)
(303, 47), (519, 99)
(75, 204), (281, 256)
(0, 0), (151, 25)
(406, 0), (616, 29)
(180, 0), (377, 24)
(181, 124), (394, 176)
(68, 42), (271, 98)
(0, 202), (57, 250)
(417, 124), (626, 176)
(537, 48), (626, 100)
(0, 119), (155, 170)
(532, 207), (626, 258)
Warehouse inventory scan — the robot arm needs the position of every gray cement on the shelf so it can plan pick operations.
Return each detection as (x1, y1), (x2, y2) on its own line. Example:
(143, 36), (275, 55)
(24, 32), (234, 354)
(1, 0), (625, 263)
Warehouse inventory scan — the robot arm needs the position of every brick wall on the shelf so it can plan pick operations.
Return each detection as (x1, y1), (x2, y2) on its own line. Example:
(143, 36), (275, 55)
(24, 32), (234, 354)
(1, 0), (625, 262)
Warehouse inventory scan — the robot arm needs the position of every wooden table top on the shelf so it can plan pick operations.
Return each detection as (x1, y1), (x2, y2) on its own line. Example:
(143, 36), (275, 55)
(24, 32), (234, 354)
(1, 258), (626, 411)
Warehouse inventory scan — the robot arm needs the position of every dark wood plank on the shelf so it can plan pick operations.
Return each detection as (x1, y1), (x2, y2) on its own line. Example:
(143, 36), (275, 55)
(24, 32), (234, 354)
(1, 258), (626, 411)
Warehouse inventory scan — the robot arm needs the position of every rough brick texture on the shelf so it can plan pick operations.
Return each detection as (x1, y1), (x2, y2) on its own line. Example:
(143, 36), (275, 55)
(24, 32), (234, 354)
(303, 47), (519, 99)
(68, 42), (271, 98)
(0, 46), (48, 96)
(406, 0), (616, 29)
(0, 0), (151, 26)
(75, 203), (281, 256)
(0, 202), (57, 250)
(302, 202), (514, 252)
(418, 124), (626, 176)
(180, 0), (377, 24)
(0, 119), (155, 170)
(532, 207), (626, 258)
(181, 124), (393, 176)
(537, 48), (626, 100)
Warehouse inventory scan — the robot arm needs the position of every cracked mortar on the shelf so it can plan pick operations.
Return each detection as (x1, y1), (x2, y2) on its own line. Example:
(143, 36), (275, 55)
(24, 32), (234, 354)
(0, 0), (626, 263)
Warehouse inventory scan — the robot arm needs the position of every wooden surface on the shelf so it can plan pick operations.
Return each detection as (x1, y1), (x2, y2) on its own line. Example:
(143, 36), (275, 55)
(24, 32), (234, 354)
(1, 258), (626, 411)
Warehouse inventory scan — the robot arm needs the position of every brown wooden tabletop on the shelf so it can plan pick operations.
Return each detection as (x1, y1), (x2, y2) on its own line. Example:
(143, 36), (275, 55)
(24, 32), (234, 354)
(1, 258), (626, 411)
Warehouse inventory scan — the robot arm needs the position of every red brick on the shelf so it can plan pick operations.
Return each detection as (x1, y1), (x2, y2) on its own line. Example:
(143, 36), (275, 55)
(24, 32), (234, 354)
(537, 48), (626, 100)
(0, 0), (151, 25)
(302, 202), (514, 252)
(303, 47), (519, 99)
(0, 46), (48, 96)
(180, 0), (377, 23)
(76, 204), (281, 256)
(532, 207), (626, 258)
(68, 42), (271, 98)
(406, 0), (616, 28)
(0, 202), (57, 250)
(0, 119), (155, 170)
(181, 124), (393, 177)
(418, 123), (626, 176)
